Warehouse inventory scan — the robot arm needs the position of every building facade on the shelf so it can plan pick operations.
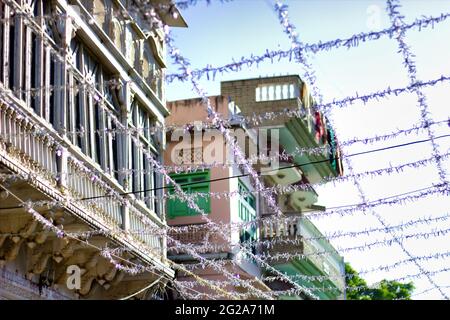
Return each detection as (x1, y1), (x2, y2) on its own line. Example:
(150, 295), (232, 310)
(0, 0), (185, 299)
(165, 75), (345, 300)
(222, 75), (345, 299)
(164, 96), (271, 299)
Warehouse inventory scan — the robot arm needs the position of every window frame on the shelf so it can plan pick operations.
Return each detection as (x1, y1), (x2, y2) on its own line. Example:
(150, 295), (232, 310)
(128, 97), (161, 213)
(237, 179), (257, 246)
(67, 36), (120, 179)
(167, 170), (211, 218)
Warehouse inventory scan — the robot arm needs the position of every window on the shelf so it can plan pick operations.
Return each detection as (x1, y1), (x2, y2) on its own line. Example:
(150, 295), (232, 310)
(0, 3), (4, 83)
(255, 87), (261, 102)
(282, 84), (289, 99)
(268, 85), (274, 100)
(8, 7), (15, 91)
(1, 3), (25, 96)
(237, 180), (257, 246)
(67, 37), (120, 179)
(1, 1), (56, 122)
(255, 83), (299, 102)
(111, 18), (124, 54)
(167, 171), (210, 218)
(129, 99), (160, 213)
(275, 84), (282, 100)
(143, 40), (164, 101)
(175, 147), (203, 165)
(289, 83), (296, 99)
(261, 86), (267, 101)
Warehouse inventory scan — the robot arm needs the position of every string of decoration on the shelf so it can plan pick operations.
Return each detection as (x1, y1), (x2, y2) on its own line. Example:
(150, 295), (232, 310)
(166, 12), (450, 82)
(2, 72), (450, 130)
(2, 141), (448, 206)
(273, 0), (449, 300)
(1, 0), (449, 299)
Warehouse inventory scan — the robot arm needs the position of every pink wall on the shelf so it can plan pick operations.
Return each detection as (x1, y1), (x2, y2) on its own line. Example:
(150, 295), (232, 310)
(164, 96), (266, 297)
(165, 96), (232, 244)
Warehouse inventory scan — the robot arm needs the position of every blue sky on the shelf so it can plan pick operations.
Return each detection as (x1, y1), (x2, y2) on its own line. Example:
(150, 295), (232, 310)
(166, 0), (450, 299)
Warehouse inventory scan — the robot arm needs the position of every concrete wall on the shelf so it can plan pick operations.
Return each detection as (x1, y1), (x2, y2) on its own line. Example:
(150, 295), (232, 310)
(221, 75), (306, 122)
(165, 95), (233, 230)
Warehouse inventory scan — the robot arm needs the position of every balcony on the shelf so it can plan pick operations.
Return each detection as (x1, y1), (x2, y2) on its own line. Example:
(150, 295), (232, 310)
(167, 224), (232, 263)
(168, 224), (211, 249)
(280, 112), (343, 185)
(262, 99), (342, 185)
(220, 76), (344, 184)
(261, 215), (345, 299)
(0, 96), (172, 299)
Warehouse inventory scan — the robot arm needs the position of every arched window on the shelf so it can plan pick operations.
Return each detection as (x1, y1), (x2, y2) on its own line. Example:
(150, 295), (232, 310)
(111, 18), (123, 53)
(255, 87), (261, 102)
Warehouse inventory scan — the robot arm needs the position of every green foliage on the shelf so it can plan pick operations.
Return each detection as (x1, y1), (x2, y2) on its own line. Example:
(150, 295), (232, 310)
(345, 263), (415, 300)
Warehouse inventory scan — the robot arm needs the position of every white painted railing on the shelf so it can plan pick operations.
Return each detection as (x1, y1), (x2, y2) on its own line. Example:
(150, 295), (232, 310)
(0, 103), (58, 181)
(129, 209), (163, 254)
(261, 218), (301, 239)
(261, 216), (344, 291)
(0, 100), (162, 256)
(66, 158), (123, 227)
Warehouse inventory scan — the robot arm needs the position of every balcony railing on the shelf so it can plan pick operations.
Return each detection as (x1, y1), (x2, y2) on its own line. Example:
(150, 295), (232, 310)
(169, 227), (210, 245)
(0, 267), (71, 300)
(261, 216), (344, 291)
(0, 96), (163, 258)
